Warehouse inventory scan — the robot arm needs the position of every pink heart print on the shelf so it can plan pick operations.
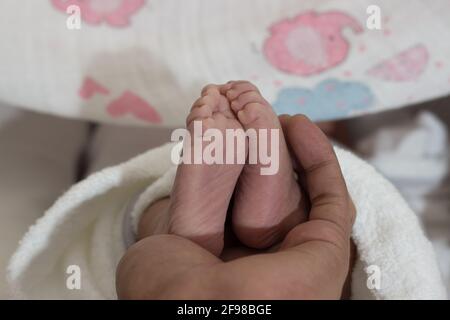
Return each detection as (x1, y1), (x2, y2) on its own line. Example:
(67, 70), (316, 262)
(264, 11), (363, 76)
(107, 91), (162, 124)
(51, 0), (146, 27)
(79, 77), (110, 99)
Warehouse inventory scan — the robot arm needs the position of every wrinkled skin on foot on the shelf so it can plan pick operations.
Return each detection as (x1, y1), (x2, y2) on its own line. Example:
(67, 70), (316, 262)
(116, 114), (356, 300)
(223, 81), (307, 249)
(152, 81), (307, 255)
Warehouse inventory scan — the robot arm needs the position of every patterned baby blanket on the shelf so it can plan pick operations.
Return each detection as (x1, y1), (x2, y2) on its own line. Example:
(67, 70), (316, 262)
(0, 0), (449, 126)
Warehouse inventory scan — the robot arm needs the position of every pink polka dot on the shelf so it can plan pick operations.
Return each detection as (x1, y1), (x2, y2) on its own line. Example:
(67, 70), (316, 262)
(383, 29), (391, 36)
(297, 97), (306, 106)
(343, 70), (353, 78)
(358, 44), (366, 53)
(273, 80), (283, 87)
(336, 100), (346, 109)
(435, 61), (444, 69)
(325, 83), (336, 92)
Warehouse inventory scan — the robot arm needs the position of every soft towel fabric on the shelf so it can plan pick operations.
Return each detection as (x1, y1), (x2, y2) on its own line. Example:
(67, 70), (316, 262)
(355, 111), (450, 297)
(0, 104), (89, 299)
(7, 142), (447, 299)
(1, 0), (450, 126)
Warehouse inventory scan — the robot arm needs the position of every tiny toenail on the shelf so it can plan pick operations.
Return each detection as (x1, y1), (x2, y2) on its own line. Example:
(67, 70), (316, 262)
(237, 110), (246, 120)
(227, 90), (236, 98)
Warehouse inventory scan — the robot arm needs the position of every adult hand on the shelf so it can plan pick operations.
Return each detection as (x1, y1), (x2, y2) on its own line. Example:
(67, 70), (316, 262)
(117, 115), (356, 299)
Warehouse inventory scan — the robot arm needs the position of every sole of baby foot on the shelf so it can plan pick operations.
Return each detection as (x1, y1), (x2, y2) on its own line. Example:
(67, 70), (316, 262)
(223, 81), (307, 249)
(167, 84), (246, 256)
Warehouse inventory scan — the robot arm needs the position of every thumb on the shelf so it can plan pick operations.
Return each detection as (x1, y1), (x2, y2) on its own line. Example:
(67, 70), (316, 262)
(282, 115), (355, 247)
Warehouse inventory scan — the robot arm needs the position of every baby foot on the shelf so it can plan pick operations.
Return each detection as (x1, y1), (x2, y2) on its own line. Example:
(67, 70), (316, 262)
(223, 81), (307, 248)
(168, 85), (245, 256)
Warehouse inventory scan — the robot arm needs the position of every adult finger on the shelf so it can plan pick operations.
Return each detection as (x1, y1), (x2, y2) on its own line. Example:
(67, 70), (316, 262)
(284, 115), (355, 237)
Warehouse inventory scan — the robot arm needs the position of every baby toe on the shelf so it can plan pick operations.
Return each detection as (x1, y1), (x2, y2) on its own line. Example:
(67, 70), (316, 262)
(226, 81), (260, 101)
(186, 104), (213, 127)
(230, 90), (268, 113)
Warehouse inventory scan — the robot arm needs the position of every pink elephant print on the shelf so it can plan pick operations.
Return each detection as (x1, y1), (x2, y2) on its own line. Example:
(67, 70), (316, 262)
(51, 0), (146, 27)
(264, 11), (363, 76)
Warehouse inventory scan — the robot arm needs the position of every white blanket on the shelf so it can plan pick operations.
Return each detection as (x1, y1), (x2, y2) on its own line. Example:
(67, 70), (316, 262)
(7, 143), (447, 299)
(354, 110), (450, 297)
